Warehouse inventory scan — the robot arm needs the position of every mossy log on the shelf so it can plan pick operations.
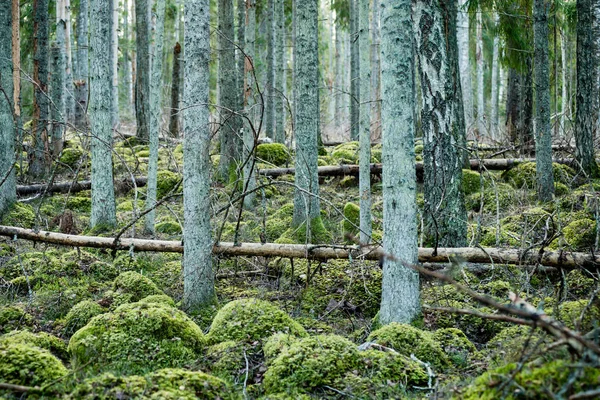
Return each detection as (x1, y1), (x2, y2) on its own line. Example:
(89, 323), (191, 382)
(0, 225), (597, 268)
(259, 158), (575, 178)
(16, 177), (148, 196)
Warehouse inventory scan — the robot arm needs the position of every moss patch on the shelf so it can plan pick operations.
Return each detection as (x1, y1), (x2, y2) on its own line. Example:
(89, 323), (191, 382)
(256, 143), (292, 166)
(1, 202), (36, 228)
(63, 300), (106, 335)
(107, 271), (165, 308)
(0, 306), (34, 334)
(0, 343), (68, 387)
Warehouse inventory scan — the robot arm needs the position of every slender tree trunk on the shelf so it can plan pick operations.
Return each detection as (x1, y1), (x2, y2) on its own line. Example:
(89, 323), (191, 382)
(243, 0), (257, 209)
(64, 0), (74, 125)
(533, 0), (555, 201)
(168, 43), (182, 137)
(0, 3), (16, 217)
(75, 0), (88, 130)
(476, 6), (485, 137)
(379, 0), (420, 325)
(265, 0), (275, 139)
(144, 0), (166, 234)
(506, 67), (521, 145)
(575, 0), (599, 177)
(521, 60), (535, 151)
(135, 0), (150, 141)
(490, 13), (500, 141)
(350, 0), (359, 141)
(292, 0), (322, 236)
(370, 0), (381, 143)
(274, 0), (285, 143)
(89, 0), (117, 229)
(51, 5), (66, 157)
(30, 0), (51, 179)
(122, 0), (132, 116)
(457, 0), (473, 136)
(334, 19), (342, 126)
(183, 0), (216, 310)
(11, 0), (22, 176)
(111, 0), (119, 127)
(358, 0), (371, 243)
(560, 28), (568, 137)
(415, 0), (467, 248)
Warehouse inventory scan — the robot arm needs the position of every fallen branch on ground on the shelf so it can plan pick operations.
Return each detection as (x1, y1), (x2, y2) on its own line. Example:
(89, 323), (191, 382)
(16, 177), (148, 196)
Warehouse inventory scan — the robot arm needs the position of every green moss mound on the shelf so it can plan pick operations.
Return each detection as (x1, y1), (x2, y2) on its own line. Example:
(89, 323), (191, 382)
(108, 271), (165, 308)
(462, 360), (600, 399)
(207, 298), (307, 344)
(138, 294), (176, 307)
(466, 182), (516, 213)
(561, 218), (597, 250)
(275, 216), (332, 244)
(331, 141), (359, 164)
(68, 301), (205, 374)
(263, 333), (300, 363)
(485, 325), (552, 366)
(555, 300), (600, 332)
(564, 269), (596, 298)
(59, 146), (84, 167)
(367, 323), (449, 370)
(263, 334), (360, 394)
(155, 218), (182, 235)
(502, 161), (577, 189)
(0, 306), (34, 334)
(462, 170), (483, 195)
(156, 170), (182, 198)
(0, 343), (68, 387)
(1, 202), (35, 228)
(256, 143), (292, 166)
(0, 330), (68, 360)
(63, 300), (106, 335)
(432, 328), (478, 369)
(342, 202), (360, 238)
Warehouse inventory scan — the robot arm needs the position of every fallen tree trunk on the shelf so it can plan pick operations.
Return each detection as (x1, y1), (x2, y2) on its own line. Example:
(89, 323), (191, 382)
(259, 158), (575, 178)
(16, 177), (148, 196)
(0, 225), (596, 268)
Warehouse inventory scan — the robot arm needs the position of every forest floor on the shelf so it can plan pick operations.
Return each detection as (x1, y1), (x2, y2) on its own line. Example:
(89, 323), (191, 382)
(1, 129), (599, 399)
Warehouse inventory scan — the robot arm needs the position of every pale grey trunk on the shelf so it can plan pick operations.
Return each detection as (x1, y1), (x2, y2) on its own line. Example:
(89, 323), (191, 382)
(370, 0), (381, 142)
(75, 0), (88, 130)
(64, 0), (75, 124)
(415, 0), (467, 248)
(533, 0), (555, 201)
(457, 0), (473, 136)
(52, 1), (67, 156)
(379, 0), (420, 325)
(350, 0), (359, 141)
(292, 0), (321, 230)
(145, 0), (166, 234)
(476, 6), (485, 137)
(265, 0), (275, 139)
(358, 0), (371, 243)
(135, 0), (151, 141)
(274, 0), (285, 143)
(90, 0), (117, 228)
(490, 13), (499, 141)
(334, 19), (343, 125)
(183, 0), (216, 310)
(123, 0), (133, 115)
(0, 3), (16, 217)
(243, 0), (257, 209)
(575, 0), (599, 177)
(111, 0), (119, 127)
(11, 0), (22, 176)
(560, 29), (568, 137)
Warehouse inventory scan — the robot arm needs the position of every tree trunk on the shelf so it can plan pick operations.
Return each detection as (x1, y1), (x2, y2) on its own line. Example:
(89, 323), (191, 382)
(575, 0), (599, 177)
(490, 13), (500, 141)
(11, 0), (21, 178)
(265, 0), (275, 139)
(64, 0), (74, 125)
(506, 67), (521, 146)
(243, 0), (257, 209)
(183, 0), (216, 310)
(0, 3), (15, 217)
(379, 0), (420, 325)
(350, 0), (359, 141)
(415, 0), (467, 248)
(292, 0), (322, 237)
(457, 0), (473, 136)
(274, 0), (285, 144)
(476, 6), (485, 137)
(122, 0), (133, 116)
(533, 0), (555, 201)
(89, 0), (117, 229)
(135, 0), (150, 141)
(358, 0), (371, 244)
(75, 0), (88, 130)
(334, 19), (343, 126)
(50, 45), (66, 158)
(370, 0), (381, 143)
(520, 60), (535, 152)
(30, 0), (51, 179)
(560, 28), (568, 137)
(144, 0), (166, 235)
(168, 43), (182, 137)
(111, 0), (119, 127)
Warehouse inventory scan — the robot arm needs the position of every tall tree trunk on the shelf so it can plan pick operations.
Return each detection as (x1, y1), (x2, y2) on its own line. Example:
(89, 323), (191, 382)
(560, 28), (568, 137)
(243, 0), (257, 209)
(89, 0), (117, 229)
(122, 0), (132, 116)
(274, 0), (285, 143)
(358, 0), (371, 243)
(64, 0), (74, 125)
(135, 0), (150, 141)
(265, 0), (275, 139)
(11, 0), (22, 176)
(415, 0), (467, 248)
(30, 0), (51, 179)
(52, 0), (67, 157)
(0, 3), (16, 216)
(490, 13), (500, 141)
(575, 0), (599, 177)
(370, 0), (381, 142)
(457, 0), (473, 136)
(168, 42), (181, 137)
(144, 0), (166, 235)
(111, 0), (119, 127)
(218, 0), (241, 179)
(292, 0), (322, 238)
(533, 0), (555, 201)
(379, 0), (420, 325)
(334, 18), (343, 126)
(350, 0), (359, 141)
(506, 67), (521, 146)
(476, 6), (485, 137)
(75, 0), (88, 130)
(183, 0), (216, 310)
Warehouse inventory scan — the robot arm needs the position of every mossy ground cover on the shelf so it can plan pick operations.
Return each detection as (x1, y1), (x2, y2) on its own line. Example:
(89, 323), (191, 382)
(1, 135), (599, 398)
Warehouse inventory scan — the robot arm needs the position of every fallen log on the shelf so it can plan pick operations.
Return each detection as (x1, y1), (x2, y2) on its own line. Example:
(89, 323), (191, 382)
(16, 177), (148, 197)
(259, 158), (576, 178)
(0, 225), (596, 268)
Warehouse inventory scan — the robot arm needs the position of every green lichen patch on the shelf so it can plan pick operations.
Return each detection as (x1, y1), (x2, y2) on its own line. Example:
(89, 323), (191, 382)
(263, 333), (300, 363)
(262, 334), (360, 394)
(63, 300), (107, 335)
(207, 298), (307, 344)
(256, 143), (292, 166)
(554, 300), (600, 332)
(466, 182), (517, 213)
(146, 260), (183, 299)
(367, 323), (449, 370)
(0, 342), (68, 388)
(108, 271), (165, 308)
(0, 306), (34, 334)
(68, 301), (205, 374)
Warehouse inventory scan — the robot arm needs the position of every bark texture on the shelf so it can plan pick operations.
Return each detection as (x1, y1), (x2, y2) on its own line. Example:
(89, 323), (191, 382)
(476, 7), (485, 136)
(457, 0), (473, 135)
(243, 0), (257, 209)
(135, 0), (150, 141)
(350, 0), (359, 141)
(274, 0), (285, 144)
(75, 0), (88, 130)
(168, 42), (182, 137)
(0, 4), (15, 217)
(358, 0), (371, 243)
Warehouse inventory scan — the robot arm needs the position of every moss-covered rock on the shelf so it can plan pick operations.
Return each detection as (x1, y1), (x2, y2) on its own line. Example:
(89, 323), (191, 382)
(66, 196), (92, 212)
(555, 300), (600, 332)
(155, 218), (182, 235)
(108, 271), (165, 308)
(263, 334), (360, 394)
(0, 343), (68, 387)
(0, 306), (34, 334)
(275, 217), (332, 244)
(256, 143), (292, 166)
(263, 333), (300, 363)
(0, 330), (68, 360)
(138, 294), (176, 307)
(207, 298), (307, 344)
(1, 202), (35, 228)
(561, 218), (597, 250)
(59, 146), (84, 167)
(462, 170), (483, 196)
(466, 182), (516, 213)
(485, 325), (552, 366)
(331, 141), (359, 164)
(157, 170), (182, 198)
(342, 202), (360, 238)
(68, 301), (205, 374)
(432, 328), (478, 369)
(564, 269), (596, 298)
(146, 260), (183, 299)
(63, 300), (106, 335)
(367, 323), (449, 370)
(502, 161), (577, 189)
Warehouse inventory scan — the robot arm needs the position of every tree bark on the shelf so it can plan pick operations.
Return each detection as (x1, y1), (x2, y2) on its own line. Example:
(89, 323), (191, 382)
(168, 43), (182, 137)
(111, 0), (119, 127)
(16, 177), (148, 196)
(243, 0), (257, 209)
(64, 0), (74, 125)
(533, 0), (555, 201)
(184, 0), (216, 309)
(350, 0), (359, 141)
(560, 27), (568, 137)
(358, 0), (371, 244)
(265, 0), (275, 140)
(490, 13), (500, 141)
(75, 0), (88, 130)
(50, 44), (66, 157)
(122, 0), (133, 116)
(334, 17), (343, 126)
(380, 0), (420, 324)
(476, 6), (485, 137)
(457, 0), (473, 136)
(370, 0), (381, 143)
(135, 0), (150, 141)
(89, 0), (117, 229)
(274, 0), (285, 144)
(506, 67), (521, 146)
